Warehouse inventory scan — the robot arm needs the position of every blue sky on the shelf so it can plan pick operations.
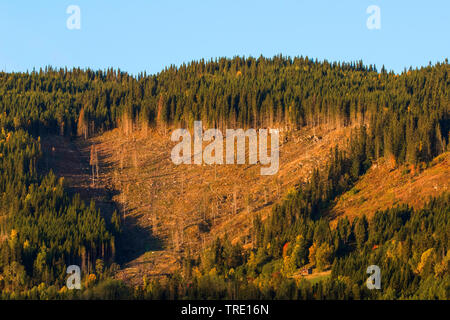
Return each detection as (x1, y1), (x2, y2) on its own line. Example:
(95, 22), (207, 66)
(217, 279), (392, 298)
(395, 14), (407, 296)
(0, 0), (448, 75)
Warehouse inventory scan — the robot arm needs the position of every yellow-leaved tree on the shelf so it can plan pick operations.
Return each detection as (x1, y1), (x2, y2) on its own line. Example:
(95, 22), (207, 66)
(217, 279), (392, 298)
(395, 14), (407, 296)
(416, 248), (436, 276)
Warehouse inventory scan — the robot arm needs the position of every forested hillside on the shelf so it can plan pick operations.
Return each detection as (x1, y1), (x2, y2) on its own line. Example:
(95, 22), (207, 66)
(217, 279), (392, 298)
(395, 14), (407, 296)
(1, 56), (448, 164)
(0, 56), (448, 299)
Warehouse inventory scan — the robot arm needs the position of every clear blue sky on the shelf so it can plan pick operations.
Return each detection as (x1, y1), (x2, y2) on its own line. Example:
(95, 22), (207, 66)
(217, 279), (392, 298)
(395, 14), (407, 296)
(0, 0), (448, 75)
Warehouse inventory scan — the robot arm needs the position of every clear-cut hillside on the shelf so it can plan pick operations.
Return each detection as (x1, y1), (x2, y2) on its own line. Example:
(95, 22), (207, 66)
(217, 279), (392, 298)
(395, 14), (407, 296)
(69, 125), (353, 284)
(329, 152), (449, 226)
(42, 125), (449, 285)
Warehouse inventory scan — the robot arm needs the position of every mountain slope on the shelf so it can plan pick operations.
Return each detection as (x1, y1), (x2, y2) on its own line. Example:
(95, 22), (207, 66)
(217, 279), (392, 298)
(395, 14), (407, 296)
(70, 125), (354, 284)
(329, 152), (449, 225)
(42, 127), (449, 285)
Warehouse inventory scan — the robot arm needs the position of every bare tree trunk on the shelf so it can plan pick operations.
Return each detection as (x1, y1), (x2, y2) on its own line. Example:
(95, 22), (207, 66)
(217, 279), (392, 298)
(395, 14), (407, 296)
(233, 186), (237, 215)
(264, 186), (268, 205)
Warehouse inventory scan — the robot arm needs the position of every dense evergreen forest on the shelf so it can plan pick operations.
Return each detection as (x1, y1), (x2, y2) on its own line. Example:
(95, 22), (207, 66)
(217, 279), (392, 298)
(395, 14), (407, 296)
(1, 55), (448, 163)
(0, 56), (448, 299)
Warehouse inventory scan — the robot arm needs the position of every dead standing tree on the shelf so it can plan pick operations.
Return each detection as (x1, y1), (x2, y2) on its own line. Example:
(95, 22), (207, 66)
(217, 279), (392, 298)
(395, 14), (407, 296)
(207, 184), (220, 225)
(233, 185), (238, 215)
(132, 139), (138, 169)
(77, 108), (88, 140)
(245, 193), (252, 215)
(264, 185), (269, 205)
(90, 144), (99, 186)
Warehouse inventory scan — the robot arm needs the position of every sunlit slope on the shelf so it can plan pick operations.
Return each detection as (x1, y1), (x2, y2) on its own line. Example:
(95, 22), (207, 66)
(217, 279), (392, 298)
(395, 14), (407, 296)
(76, 125), (352, 283)
(329, 152), (449, 225)
(45, 126), (449, 285)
